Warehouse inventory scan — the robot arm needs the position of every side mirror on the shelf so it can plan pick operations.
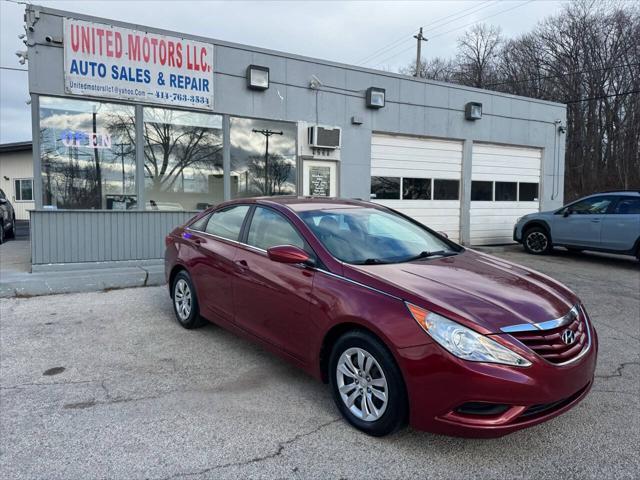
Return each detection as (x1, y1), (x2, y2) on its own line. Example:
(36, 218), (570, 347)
(0, 198), (7, 204)
(437, 231), (449, 239)
(563, 209), (572, 217)
(267, 245), (311, 265)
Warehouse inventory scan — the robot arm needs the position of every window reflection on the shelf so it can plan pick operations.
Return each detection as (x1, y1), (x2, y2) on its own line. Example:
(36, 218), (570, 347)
(144, 108), (223, 211)
(39, 97), (136, 210)
(230, 117), (297, 197)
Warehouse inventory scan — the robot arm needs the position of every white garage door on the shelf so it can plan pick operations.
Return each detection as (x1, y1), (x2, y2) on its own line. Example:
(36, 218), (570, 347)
(470, 143), (542, 245)
(371, 134), (462, 242)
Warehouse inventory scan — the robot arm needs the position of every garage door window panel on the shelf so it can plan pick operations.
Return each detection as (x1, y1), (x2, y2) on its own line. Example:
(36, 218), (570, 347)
(205, 205), (250, 241)
(519, 183), (539, 202)
(433, 180), (459, 200)
(402, 178), (431, 200)
(371, 177), (400, 199)
(495, 182), (517, 201)
(471, 181), (493, 201)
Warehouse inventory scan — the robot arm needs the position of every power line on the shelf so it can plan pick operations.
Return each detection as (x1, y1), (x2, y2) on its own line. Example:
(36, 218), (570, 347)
(357, 0), (495, 66)
(429, 0), (535, 40)
(373, 0), (534, 68)
(485, 62), (640, 88)
(422, 0), (498, 36)
(565, 90), (639, 104)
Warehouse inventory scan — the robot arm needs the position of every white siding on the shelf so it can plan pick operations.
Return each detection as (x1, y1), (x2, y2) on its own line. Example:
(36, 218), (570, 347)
(471, 143), (542, 245)
(371, 134), (462, 241)
(0, 149), (34, 221)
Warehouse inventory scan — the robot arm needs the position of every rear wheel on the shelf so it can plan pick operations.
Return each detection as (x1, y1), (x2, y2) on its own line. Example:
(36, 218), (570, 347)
(523, 227), (552, 255)
(171, 271), (205, 329)
(6, 216), (15, 239)
(329, 330), (408, 437)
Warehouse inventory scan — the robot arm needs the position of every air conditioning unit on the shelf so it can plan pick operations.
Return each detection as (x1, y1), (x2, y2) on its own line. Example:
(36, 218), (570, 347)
(308, 125), (341, 149)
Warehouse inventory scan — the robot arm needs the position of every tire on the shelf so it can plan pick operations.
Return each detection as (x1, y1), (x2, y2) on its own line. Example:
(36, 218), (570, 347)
(6, 216), (15, 239)
(523, 227), (552, 255)
(329, 330), (408, 437)
(171, 270), (205, 329)
(0, 222), (4, 245)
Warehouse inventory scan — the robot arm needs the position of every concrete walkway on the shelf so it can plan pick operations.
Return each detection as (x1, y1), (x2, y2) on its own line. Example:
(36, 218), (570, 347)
(0, 229), (165, 298)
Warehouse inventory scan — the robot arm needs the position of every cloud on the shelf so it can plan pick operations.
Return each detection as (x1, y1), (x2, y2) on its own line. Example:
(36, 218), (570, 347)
(1, 0), (566, 143)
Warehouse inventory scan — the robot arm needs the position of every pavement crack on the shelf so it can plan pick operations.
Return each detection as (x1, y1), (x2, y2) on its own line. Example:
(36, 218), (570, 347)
(595, 361), (640, 380)
(0, 379), (95, 391)
(159, 417), (341, 479)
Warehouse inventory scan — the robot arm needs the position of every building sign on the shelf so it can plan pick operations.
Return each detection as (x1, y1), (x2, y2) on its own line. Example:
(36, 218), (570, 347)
(309, 166), (331, 196)
(63, 18), (214, 110)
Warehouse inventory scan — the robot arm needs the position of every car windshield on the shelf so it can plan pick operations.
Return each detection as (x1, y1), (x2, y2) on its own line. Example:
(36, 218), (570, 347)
(299, 207), (458, 265)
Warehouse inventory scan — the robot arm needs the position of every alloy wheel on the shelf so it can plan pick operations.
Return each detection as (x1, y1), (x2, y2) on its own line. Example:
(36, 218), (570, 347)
(174, 278), (192, 321)
(526, 231), (548, 253)
(336, 347), (388, 422)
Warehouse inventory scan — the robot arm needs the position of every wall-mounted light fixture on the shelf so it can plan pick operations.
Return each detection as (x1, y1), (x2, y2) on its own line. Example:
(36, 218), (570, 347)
(465, 102), (482, 120)
(366, 87), (385, 109)
(246, 65), (269, 90)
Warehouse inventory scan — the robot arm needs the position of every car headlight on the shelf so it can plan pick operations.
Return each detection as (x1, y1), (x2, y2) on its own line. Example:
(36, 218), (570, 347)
(406, 303), (531, 367)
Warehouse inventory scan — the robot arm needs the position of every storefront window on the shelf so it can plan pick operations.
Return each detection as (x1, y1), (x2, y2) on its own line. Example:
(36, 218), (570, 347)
(39, 97), (136, 210)
(230, 117), (297, 198)
(144, 108), (223, 211)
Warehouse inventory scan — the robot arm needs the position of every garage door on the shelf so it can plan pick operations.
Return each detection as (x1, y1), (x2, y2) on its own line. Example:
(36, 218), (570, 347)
(470, 143), (542, 245)
(370, 134), (462, 242)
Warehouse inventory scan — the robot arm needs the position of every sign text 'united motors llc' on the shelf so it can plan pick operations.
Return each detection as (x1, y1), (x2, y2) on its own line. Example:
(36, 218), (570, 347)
(63, 18), (214, 110)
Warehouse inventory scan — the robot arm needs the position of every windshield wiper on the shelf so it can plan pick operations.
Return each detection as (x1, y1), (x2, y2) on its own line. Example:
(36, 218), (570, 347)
(402, 250), (457, 262)
(358, 258), (390, 265)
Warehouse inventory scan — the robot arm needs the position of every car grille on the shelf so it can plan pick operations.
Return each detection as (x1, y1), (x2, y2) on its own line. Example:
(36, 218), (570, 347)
(509, 307), (589, 364)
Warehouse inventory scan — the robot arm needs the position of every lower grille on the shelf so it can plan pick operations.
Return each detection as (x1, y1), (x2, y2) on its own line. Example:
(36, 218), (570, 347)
(520, 383), (590, 419)
(509, 306), (589, 364)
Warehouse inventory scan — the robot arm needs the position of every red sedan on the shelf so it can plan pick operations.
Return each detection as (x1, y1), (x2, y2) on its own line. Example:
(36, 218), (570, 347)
(165, 197), (597, 437)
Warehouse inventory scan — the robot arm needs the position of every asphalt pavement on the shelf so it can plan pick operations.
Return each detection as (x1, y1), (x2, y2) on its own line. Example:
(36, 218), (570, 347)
(1, 246), (638, 479)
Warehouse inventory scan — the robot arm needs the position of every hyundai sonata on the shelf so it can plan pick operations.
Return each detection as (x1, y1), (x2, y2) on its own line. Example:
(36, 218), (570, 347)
(165, 197), (597, 437)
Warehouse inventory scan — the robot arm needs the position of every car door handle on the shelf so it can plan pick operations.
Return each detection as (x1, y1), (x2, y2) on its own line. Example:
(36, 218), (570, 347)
(590, 219), (601, 223)
(235, 259), (248, 268)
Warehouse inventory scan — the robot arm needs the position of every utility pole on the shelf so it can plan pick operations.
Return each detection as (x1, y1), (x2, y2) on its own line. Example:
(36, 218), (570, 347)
(252, 129), (283, 196)
(413, 27), (428, 78)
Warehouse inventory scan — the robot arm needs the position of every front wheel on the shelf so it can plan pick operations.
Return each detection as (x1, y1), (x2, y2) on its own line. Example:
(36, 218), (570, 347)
(523, 227), (552, 255)
(171, 271), (205, 329)
(6, 217), (15, 239)
(329, 330), (408, 436)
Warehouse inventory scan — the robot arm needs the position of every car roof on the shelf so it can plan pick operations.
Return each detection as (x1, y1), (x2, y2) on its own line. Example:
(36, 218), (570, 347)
(591, 190), (640, 196)
(247, 196), (376, 212)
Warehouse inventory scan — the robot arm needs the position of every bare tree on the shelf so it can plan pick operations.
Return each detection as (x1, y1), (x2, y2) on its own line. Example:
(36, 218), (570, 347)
(456, 24), (502, 88)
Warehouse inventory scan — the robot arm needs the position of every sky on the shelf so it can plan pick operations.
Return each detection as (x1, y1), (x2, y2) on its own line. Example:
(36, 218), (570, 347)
(0, 0), (570, 143)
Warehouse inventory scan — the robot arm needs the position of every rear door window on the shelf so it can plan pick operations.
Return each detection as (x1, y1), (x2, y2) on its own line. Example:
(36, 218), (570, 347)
(613, 197), (640, 214)
(205, 205), (250, 241)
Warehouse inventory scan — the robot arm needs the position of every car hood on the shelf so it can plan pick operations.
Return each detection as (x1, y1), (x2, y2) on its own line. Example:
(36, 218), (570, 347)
(345, 250), (577, 334)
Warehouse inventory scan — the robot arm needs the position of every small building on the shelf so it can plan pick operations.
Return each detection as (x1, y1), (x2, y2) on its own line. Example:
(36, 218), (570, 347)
(23, 5), (566, 269)
(0, 142), (34, 220)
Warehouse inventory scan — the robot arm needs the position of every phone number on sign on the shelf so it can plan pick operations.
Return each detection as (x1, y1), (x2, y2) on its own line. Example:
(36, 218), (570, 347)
(156, 91), (211, 105)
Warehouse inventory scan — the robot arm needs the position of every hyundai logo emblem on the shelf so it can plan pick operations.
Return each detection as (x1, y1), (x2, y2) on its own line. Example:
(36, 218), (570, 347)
(561, 329), (576, 345)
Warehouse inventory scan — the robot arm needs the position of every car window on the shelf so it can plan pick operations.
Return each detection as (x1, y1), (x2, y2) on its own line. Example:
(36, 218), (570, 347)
(247, 207), (305, 251)
(613, 197), (640, 215)
(568, 196), (614, 214)
(190, 213), (211, 232)
(300, 207), (454, 264)
(205, 205), (250, 241)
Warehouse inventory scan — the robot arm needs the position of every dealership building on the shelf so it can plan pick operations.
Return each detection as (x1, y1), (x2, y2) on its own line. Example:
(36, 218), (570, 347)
(23, 5), (566, 269)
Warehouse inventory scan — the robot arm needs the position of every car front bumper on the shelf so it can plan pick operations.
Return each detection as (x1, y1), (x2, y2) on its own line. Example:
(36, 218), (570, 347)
(396, 324), (598, 437)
